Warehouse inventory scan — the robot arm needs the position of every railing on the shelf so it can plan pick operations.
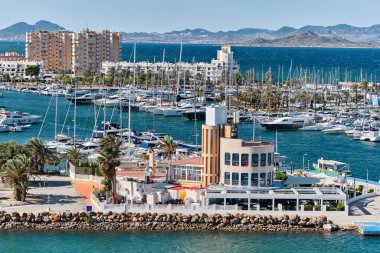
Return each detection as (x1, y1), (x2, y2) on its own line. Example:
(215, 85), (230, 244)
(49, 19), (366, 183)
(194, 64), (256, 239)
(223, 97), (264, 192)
(347, 192), (377, 205)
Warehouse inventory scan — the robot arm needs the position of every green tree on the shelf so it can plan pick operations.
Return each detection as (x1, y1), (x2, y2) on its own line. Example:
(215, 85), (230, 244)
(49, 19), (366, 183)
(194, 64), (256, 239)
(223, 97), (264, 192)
(158, 135), (177, 159)
(60, 147), (87, 167)
(25, 65), (40, 79)
(360, 80), (369, 107)
(351, 83), (359, 108)
(25, 138), (60, 174)
(98, 135), (121, 203)
(1, 154), (35, 201)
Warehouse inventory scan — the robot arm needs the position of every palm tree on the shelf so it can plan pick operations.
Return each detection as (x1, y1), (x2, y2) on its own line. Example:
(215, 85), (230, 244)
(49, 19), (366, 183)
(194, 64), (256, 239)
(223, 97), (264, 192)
(360, 80), (369, 107)
(60, 147), (87, 167)
(97, 135), (121, 204)
(1, 154), (34, 201)
(351, 83), (359, 108)
(158, 135), (177, 159)
(25, 138), (60, 174)
(0, 141), (25, 168)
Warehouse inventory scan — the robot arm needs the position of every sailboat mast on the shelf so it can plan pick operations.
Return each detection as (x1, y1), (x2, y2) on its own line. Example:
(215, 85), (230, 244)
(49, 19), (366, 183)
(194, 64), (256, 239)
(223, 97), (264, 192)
(55, 85), (58, 140)
(128, 42), (136, 160)
(176, 37), (183, 95)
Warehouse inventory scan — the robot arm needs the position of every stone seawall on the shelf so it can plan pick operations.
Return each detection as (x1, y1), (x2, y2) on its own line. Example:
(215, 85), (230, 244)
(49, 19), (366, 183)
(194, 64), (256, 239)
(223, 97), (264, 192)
(0, 211), (339, 232)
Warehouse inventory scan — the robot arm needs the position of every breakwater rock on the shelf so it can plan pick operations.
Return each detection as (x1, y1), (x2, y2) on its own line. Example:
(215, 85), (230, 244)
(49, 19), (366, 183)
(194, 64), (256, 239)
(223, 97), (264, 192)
(0, 211), (337, 232)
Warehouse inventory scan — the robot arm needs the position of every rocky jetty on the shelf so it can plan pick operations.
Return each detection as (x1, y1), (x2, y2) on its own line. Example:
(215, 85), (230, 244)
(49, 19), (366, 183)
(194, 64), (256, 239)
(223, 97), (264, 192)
(0, 211), (338, 232)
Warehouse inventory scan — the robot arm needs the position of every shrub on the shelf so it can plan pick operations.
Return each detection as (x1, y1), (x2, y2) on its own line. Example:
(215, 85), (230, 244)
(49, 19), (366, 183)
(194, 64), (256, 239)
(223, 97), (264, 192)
(336, 201), (345, 211)
(274, 171), (288, 181)
(368, 189), (374, 193)
(358, 185), (363, 193)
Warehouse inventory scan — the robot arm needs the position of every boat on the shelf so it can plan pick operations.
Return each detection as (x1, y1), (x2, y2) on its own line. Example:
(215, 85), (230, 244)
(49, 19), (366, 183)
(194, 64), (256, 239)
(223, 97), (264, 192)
(261, 116), (314, 130)
(322, 125), (351, 134)
(182, 108), (206, 120)
(360, 130), (380, 142)
(313, 158), (351, 176)
(0, 110), (41, 125)
(66, 93), (104, 105)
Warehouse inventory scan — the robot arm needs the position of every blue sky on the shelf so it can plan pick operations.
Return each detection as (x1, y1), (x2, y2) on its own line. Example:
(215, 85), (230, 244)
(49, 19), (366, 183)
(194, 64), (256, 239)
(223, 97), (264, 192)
(2, 0), (380, 32)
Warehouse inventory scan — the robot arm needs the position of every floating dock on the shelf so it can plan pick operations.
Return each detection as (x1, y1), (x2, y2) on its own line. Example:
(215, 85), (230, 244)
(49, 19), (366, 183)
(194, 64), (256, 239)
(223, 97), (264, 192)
(355, 222), (380, 236)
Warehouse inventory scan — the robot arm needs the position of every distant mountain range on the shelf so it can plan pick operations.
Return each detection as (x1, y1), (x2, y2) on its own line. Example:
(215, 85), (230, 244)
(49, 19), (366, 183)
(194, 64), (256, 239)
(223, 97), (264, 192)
(2, 20), (380, 48)
(0, 20), (65, 40)
(237, 31), (380, 48)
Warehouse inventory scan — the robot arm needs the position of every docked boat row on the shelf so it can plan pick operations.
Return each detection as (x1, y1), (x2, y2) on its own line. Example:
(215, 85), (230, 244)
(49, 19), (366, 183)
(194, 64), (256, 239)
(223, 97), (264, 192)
(260, 109), (380, 142)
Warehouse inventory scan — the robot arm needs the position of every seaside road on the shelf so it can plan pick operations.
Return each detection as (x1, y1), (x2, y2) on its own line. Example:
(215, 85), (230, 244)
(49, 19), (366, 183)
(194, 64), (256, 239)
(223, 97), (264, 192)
(0, 175), (86, 213)
(328, 196), (380, 226)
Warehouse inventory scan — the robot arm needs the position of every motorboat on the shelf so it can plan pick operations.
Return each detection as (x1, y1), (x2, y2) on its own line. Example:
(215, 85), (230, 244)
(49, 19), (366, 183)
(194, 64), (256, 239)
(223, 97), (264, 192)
(66, 93), (104, 105)
(313, 158), (351, 176)
(261, 116), (314, 130)
(0, 110), (41, 125)
(322, 125), (352, 134)
(360, 130), (380, 142)
(182, 108), (206, 120)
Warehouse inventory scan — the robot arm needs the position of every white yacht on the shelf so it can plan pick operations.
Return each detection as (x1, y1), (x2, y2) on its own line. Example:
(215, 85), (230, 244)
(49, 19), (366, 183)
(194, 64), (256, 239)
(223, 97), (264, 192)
(360, 130), (380, 142)
(261, 116), (314, 130)
(0, 110), (41, 125)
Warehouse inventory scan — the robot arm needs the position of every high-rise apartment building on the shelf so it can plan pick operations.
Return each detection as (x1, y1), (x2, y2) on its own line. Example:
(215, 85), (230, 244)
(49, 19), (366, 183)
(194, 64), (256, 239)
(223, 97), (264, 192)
(26, 30), (72, 73)
(26, 29), (121, 75)
(72, 29), (121, 76)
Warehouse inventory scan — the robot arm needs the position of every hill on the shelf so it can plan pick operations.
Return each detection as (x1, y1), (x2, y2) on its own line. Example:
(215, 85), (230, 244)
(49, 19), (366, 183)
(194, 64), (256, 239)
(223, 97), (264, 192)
(0, 20), (65, 40)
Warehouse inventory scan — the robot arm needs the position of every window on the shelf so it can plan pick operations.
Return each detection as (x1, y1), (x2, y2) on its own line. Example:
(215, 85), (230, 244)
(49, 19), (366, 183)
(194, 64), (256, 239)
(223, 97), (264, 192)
(232, 153), (239, 166)
(224, 153), (231, 165)
(260, 153), (266, 167)
(224, 172), (231, 185)
(267, 172), (272, 185)
(260, 172), (266, 186)
(267, 153), (272, 165)
(251, 154), (258, 167)
(232, 172), (239, 185)
(241, 173), (248, 186)
(241, 154), (249, 167)
(251, 173), (258, 186)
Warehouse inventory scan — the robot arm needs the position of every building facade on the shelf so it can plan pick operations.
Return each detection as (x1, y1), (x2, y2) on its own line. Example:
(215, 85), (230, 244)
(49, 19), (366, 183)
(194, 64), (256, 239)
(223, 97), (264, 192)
(101, 46), (240, 83)
(26, 30), (72, 73)
(72, 29), (121, 76)
(0, 60), (44, 80)
(25, 29), (121, 75)
(219, 138), (274, 187)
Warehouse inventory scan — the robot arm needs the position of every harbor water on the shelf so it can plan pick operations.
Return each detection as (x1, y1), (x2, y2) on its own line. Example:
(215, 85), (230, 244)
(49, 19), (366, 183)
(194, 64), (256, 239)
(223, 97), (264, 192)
(0, 90), (378, 181)
(0, 230), (379, 253)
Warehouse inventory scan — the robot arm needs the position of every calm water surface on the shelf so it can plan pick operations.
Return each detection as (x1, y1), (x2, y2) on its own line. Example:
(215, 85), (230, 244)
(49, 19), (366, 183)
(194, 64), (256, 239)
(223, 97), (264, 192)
(0, 231), (378, 253)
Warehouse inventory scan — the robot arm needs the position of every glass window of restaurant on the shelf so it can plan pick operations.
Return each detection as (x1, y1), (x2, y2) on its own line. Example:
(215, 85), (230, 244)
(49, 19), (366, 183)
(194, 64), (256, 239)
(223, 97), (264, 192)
(259, 172), (266, 186)
(251, 154), (259, 167)
(267, 153), (272, 165)
(267, 172), (272, 185)
(251, 173), (258, 187)
(225, 153), (231, 165)
(260, 153), (266, 167)
(232, 172), (239, 185)
(241, 173), (248, 186)
(232, 153), (239, 166)
(241, 154), (249, 167)
(224, 172), (231, 185)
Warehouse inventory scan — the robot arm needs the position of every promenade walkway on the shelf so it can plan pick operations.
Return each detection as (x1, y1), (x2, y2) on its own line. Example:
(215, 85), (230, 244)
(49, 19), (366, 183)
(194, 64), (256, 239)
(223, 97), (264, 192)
(0, 175), (85, 213)
(72, 179), (103, 210)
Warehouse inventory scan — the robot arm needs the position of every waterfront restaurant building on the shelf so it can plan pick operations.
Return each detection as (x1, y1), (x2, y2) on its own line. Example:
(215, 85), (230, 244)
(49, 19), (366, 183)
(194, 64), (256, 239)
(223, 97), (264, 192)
(168, 105), (275, 189)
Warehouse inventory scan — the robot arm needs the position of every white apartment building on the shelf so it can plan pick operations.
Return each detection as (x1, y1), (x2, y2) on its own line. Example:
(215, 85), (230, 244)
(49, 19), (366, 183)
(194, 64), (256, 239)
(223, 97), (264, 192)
(101, 45), (240, 83)
(0, 60), (44, 80)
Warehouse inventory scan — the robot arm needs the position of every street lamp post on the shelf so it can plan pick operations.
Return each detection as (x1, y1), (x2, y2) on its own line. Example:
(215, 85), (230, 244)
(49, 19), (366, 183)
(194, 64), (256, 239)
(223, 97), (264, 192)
(302, 154), (307, 173)
(307, 159), (310, 171)
(366, 168), (369, 193)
